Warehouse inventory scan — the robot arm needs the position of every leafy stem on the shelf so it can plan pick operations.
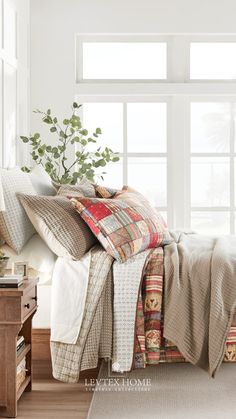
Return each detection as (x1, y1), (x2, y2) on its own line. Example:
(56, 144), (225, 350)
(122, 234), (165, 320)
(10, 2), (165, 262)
(20, 102), (119, 184)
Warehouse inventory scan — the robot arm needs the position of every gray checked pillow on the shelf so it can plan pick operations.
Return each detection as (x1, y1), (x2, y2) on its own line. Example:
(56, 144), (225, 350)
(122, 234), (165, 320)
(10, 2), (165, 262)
(0, 168), (36, 253)
(18, 194), (97, 260)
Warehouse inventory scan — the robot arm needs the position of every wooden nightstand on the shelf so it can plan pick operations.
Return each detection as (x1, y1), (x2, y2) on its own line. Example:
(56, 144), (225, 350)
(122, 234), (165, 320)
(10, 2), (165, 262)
(0, 278), (38, 418)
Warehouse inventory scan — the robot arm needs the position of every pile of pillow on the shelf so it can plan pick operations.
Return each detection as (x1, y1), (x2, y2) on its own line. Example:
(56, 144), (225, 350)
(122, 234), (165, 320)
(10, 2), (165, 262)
(0, 166), (171, 264)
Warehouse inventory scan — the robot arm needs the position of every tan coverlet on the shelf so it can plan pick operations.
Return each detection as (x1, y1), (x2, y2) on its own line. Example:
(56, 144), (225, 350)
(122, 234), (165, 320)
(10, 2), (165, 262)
(164, 232), (236, 376)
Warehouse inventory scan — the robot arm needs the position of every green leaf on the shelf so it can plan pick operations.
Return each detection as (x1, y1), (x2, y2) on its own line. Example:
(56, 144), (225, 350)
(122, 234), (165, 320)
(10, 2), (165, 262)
(47, 109), (51, 115)
(112, 156), (120, 162)
(63, 119), (70, 125)
(46, 146), (52, 152)
(50, 127), (57, 133)
(81, 139), (87, 146)
(20, 136), (29, 143)
(53, 117), (58, 123)
(34, 133), (40, 140)
(80, 129), (88, 136)
(38, 148), (45, 157)
(88, 137), (96, 143)
(45, 162), (54, 172)
(96, 128), (102, 135)
(93, 133), (98, 138)
(21, 166), (31, 173)
(52, 147), (58, 153)
(73, 102), (78, 108)
(95, 159), (106, 168)
(60, 130), (67, 139)
(43, 116), (52, 124)
(58, 145), (66, 152)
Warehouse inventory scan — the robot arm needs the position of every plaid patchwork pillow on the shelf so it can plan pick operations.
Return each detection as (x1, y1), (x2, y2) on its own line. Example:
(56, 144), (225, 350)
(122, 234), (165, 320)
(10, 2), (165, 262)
(70, 193), (171, 263)
(93, 184), (118, 198)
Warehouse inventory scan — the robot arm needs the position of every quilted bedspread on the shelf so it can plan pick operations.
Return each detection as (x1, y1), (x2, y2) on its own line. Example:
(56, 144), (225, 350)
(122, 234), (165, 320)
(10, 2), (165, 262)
(51, 234), (236, 383)
(133, 240), (236, 370)
(164, 232), (236, 376)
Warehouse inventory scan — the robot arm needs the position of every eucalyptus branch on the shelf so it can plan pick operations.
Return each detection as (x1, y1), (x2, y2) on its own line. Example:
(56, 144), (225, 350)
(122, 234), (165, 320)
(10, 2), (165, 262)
(20, 102), (119, 184)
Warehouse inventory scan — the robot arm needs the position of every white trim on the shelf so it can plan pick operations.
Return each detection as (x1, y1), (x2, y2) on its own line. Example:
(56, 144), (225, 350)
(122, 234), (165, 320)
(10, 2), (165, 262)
(75, 83), (236, 96)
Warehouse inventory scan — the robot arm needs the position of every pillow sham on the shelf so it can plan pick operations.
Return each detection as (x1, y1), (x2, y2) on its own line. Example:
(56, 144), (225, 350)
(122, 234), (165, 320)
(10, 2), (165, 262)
(57, 178), (96, 198)
(18, 194), (97, 260)
(29, 165), (57, 196)
(70, 192), (171, 263)
(94, 184), (118, 199)
(0, 167), (36, 253)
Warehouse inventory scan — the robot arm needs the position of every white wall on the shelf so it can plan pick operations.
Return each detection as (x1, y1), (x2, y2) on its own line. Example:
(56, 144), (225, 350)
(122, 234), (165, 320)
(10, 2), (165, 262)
(30, 0), (236, 328)
(30, 0), (236, 137)
(0, 0), (30, 168)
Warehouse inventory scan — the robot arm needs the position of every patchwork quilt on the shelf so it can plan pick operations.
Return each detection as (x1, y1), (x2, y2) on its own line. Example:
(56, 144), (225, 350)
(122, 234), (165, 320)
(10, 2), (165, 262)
(134, 246), (236, 368)
(51, 240), (236, 383)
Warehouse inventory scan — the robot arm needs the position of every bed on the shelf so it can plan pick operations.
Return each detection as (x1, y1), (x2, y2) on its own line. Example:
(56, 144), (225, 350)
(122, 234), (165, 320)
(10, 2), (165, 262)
(1, 167), (236, 384)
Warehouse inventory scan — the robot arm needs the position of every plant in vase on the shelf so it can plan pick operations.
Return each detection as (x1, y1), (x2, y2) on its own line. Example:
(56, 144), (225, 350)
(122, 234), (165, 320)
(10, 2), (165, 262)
(0, 250), (9, 277)
(20, 102), (119, 185)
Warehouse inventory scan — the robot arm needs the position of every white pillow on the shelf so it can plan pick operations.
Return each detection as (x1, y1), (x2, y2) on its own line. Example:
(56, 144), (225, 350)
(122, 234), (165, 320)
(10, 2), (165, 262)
(2, 233), (57, 285)
(0, 167), (36, 253)
(29, 165), (56, 196)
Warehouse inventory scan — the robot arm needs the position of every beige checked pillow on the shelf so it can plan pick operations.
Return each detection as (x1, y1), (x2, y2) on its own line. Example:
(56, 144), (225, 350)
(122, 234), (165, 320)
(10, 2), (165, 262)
(0, 168), (36, 253)
(57, 178), (96, 198)
(18, 194), (97, 260)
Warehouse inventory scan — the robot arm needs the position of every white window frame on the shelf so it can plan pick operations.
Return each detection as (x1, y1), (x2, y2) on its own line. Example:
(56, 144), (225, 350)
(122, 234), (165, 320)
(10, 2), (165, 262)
(75, 34), (236, 233)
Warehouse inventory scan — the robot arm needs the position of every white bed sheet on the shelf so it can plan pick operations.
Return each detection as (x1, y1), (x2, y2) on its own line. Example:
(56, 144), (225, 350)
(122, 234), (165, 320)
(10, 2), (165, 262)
(50, 252), (91, 344)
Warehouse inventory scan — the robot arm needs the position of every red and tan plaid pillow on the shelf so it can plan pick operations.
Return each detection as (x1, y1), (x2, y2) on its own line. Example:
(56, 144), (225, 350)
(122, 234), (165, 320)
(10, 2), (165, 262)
(70, 188), (171, 263)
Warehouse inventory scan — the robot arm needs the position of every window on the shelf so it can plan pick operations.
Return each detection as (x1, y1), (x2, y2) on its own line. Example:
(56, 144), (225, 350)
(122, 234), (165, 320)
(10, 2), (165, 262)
(190, 43), (236, 80)
(76, 35), (236, 235)
(81, 42), (167, 80)
(82, 101), (167, 210)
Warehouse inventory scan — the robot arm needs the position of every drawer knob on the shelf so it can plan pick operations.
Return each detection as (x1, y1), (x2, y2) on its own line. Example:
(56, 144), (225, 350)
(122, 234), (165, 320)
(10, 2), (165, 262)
(24, 303), (30, 309)
(32, 296), (37, 302)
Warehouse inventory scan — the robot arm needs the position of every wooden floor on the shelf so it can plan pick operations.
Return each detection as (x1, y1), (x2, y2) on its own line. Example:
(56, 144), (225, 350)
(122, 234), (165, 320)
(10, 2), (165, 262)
(17, 379), (93, 419)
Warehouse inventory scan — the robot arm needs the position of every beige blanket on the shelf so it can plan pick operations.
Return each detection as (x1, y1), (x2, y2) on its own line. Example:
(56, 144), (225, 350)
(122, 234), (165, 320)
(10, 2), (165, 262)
(164, 231), (236, 376)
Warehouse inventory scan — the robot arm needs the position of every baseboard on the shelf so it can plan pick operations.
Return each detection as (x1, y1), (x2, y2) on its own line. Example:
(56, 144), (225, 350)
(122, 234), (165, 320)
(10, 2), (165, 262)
(32, 328), (99, 380)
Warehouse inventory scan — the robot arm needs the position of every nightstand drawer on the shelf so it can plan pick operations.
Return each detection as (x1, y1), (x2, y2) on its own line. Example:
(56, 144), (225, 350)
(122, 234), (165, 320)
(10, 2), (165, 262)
(22, 286), (37, 320)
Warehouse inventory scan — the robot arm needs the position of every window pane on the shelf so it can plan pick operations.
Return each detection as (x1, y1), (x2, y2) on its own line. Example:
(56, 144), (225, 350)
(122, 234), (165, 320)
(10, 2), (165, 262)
(160, 212), (167, 224)
(191, 43), (236, 79)
(97, 158), (123, 189)
(191, 103), (230, 153)
(82, 103), (123, 152)
(191, 157), (230, 207)
(127, 103), (167, 152)
(191, 212), (230, 235)
(82, 43), (166, 79)
(128, 157), (166, 207)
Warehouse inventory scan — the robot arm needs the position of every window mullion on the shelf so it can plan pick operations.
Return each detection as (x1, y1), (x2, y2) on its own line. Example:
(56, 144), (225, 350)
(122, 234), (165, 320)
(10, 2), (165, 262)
(230, 102), (235, 234)
(123, 102), (128, 185)
(168, 96), (189, 230)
